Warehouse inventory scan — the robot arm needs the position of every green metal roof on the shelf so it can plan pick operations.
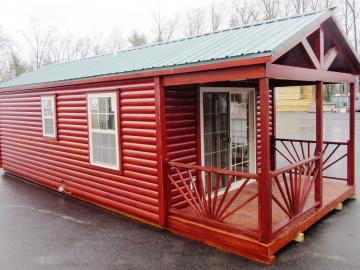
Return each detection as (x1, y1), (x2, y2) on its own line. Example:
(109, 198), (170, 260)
(0, 8), (334, 89)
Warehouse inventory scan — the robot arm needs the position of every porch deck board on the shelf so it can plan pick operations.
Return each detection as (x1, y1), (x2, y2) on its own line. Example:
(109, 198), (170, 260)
(178, 179), (350, 236)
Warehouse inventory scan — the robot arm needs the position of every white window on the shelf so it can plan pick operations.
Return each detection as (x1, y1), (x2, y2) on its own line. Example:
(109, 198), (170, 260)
(87, 92), (120, 170)
(41, 95), (57, 138)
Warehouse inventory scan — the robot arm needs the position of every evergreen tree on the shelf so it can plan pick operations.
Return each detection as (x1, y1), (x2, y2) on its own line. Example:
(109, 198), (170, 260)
(128, 30), (147, 48)
(9, 52), (27, 78)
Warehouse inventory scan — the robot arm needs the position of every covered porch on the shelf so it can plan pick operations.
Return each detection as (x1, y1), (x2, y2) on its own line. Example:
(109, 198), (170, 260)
(163, 81), (356, 264)
(156, 18), (359, 264)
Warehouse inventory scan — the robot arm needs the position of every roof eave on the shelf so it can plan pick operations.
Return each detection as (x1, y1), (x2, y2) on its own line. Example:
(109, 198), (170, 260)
(0, 54), (272, 92)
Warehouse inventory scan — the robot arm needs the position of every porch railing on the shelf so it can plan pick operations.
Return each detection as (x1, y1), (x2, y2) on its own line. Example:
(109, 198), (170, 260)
(271, 137), (350, 233)
(166, 138), (350, 240)
(167, 161), (258, 237)
(271, 155), (321, 233)
(274, 138), (349, 182)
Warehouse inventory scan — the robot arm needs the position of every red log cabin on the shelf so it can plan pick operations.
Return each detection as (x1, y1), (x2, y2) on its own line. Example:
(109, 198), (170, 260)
(0, 8), (358, 264)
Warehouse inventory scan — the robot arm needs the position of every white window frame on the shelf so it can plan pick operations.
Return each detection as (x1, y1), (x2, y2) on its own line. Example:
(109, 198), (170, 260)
(41, 95), (57, 138)
(87, 92), (120, 170)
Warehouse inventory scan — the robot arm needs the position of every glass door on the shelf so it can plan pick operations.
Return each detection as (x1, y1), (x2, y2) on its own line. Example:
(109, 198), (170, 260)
(201, 88), (254, 191)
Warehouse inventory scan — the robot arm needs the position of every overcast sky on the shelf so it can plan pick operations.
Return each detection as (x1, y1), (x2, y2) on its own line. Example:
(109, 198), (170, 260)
(0, 0), (219, 39)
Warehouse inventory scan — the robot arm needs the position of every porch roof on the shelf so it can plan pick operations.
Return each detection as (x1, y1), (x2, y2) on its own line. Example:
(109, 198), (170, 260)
(0, 7), (358, 89)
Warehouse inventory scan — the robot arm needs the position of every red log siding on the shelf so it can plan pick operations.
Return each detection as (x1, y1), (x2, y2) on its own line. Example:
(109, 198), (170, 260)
(0, 79), (160, 223)
(256, 87), (274, 172)
(165, 86), (198, 208)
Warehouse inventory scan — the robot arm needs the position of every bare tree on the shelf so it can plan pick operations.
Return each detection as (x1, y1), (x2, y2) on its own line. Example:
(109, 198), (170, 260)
(61, 35), (78, 61)
(75, 37), (91, 59)
(107, 27), (124, 52)
(283, 0), (293, 16)
(309, 0), (321, 10)
(152, 9), (165, 42)
(49, 33), (93, 63)
(164, 16), (179, 41)
(209, 2), (224, 31)
(0, 28), (8, 51)
(345, 0), (358, 51)
(0, 28), (9, 78)
(291, 0), (310, 14)
(22, 18), (55, 69)
(261, 0), (280, 20)
(230, 0), (259, 27)
(185, 8), (206, 36)
(50, 34), (74, 63)
(341, 0), (353, 35)
(128, 30), (147, 48)
(48, 38), (64, 63)
(91, 32), (107, 56)
(152, 9), (179, 42)
(321, 0), (336, 8)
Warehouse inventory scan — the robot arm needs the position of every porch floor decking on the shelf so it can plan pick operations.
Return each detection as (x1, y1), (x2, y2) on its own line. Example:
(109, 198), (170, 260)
(177, 179), (349, 236)
(168, 178), (354, 264)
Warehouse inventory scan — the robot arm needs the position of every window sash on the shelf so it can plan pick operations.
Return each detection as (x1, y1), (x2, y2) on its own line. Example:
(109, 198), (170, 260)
(41, 96), (56, 138)
(87, 93), (120, 170)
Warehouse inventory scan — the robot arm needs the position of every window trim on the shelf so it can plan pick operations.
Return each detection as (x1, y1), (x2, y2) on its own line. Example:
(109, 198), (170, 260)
(87, 91), (121, 171)
(41, 95), (57, 139)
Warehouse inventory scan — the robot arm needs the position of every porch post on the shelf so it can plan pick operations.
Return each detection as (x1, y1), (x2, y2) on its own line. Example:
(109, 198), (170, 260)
(348, 82), (356, 186)
(258, 78), (272, 243)
(270, 86), (276, 170)
(154, 76), (168, 226)
(315, 81), (323, 206)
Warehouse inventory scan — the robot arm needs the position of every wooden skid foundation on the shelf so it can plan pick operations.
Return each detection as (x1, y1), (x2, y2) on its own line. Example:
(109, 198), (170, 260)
(167, 181), (355, 265)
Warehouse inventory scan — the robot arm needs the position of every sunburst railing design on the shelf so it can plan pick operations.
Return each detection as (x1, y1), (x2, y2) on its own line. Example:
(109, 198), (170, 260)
(274, 138), (348, 181)
(271, 156), (320, 219)
(167, 161), (258, 223)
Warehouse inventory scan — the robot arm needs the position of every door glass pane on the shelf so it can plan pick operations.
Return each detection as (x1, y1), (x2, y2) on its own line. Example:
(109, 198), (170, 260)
(203, 92), (229, 170)
(98, 98), (106, 113)
(99, 114), (107, 129)
(107, 114), (115, 130)
(203, 92), (230, 192)
(230, 92), (250, 173)
(90, 98), (99, 113)
(107, 97), (115, 113)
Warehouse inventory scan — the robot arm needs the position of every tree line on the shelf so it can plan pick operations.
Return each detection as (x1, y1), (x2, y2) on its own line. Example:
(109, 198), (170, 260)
(0, 0), (358, 82)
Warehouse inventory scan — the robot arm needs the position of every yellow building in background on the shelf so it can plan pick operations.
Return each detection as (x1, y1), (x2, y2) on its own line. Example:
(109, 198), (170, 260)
(276, 86), (315, 111)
